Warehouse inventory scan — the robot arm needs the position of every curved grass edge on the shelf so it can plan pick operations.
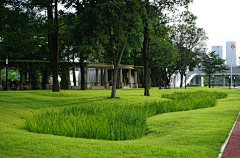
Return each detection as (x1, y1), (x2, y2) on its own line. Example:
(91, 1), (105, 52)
(26, 91), (227, 141)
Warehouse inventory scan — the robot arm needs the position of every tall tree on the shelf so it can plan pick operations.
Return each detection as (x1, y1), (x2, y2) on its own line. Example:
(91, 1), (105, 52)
(142, 0), (151, 96)
(62, 0), (102, 90)
(200, 51), (229, 88)
(142, 0), (193, 96)
(150, 39), (179, 87)
(27, 0), (61, 91)
(0, 0), (46, 89)
(50, 0), (60, 92)
(98, 0), (142, 98)
(170, 11), (208, 88)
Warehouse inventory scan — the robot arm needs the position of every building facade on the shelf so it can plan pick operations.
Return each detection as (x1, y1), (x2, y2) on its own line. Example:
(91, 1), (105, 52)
(226, 41), (237, 66)
(212, 46), (223, 59)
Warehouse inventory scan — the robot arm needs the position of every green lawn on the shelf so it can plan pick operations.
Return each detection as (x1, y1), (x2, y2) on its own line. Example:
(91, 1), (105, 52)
(0, 87), (240, 157)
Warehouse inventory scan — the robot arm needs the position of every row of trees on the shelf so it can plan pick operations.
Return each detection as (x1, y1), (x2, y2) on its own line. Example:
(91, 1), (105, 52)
(1, 0), (226, 97)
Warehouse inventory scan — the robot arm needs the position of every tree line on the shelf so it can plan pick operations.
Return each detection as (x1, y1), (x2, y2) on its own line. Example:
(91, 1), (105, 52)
(0, 0), (227, 97)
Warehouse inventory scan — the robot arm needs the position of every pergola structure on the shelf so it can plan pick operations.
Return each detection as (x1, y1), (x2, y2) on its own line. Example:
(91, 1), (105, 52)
(76, 63), (140, 89)
(0, 60), (142, 90)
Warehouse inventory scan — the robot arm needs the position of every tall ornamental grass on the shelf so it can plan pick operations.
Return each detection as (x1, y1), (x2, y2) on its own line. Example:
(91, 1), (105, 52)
(26, 91), (227, 140)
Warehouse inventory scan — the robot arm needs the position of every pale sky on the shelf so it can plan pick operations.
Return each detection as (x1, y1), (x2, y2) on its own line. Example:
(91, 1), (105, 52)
(188, 0), (240, 62)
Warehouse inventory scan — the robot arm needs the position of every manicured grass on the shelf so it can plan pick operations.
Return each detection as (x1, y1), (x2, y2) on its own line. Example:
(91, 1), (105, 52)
(0, 87), (240, 157)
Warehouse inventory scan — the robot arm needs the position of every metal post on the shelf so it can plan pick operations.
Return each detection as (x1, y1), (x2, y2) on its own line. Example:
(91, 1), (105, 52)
(166, 68), (168, 89)
(5, 56), (8, 91)
(234, 77), (235, 88)
(223, 76), (225, 87)
(229, 76), (231, 89)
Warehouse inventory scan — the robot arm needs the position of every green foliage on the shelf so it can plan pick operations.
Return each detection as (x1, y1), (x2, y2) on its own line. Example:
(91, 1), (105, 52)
(26, 91), (227, 140)
(188, 84), (200, 87)
(26, 104), (147, 140)
(29, 67), (41, 90)
(201, 51), (229, 75)
(0, 3), (46, 61)
(169, 11), (208, 87)
(201, 51), (229, 88)
(59, 63), (70, 89)
(150, 32), (179, 86)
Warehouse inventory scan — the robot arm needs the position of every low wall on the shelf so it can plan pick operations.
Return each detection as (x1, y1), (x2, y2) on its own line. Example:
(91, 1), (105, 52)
(91, 86), (105, 89)
(71, 86), (81, 90)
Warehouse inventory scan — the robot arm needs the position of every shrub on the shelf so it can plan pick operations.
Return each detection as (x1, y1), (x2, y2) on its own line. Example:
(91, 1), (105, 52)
(188, 84), (200, 87)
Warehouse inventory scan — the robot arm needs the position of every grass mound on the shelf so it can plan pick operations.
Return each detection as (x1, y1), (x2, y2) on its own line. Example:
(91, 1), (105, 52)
(26, 91), (227, 140)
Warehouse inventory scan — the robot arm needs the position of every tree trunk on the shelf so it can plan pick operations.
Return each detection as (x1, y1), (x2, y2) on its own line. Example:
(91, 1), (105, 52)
(20, 71), (26, 90)
(116, 69), (120, 89)
(47, 2), (53, 90)
(42, 68), (50, 90)
(80, 58), (86, 90)
(209, 74), (211, 88)
(71, 56), (76, 86)
(143, 0), (151, 96)
(111, 36), (128, 98)
(180, 73), (183, 88)
(185, 74), (187, 89)
(111, 42), (118, 98)
(48, 0), (59, 92)
(111, 65), (118, 98)
(72, 68), (76, 86)
(52, 0), (59, 92)
(0, 71), (2, 90)
(75, 1), (86, 90)
(143, 26), (150, 96)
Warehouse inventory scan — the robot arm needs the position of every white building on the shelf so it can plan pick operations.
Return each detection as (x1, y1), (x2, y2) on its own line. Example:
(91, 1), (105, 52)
(212, 46), (223, 59)
(226, 41), (237, 66)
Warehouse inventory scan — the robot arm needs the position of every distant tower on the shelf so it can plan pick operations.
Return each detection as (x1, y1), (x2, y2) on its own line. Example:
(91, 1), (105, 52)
(226, 41), (236, 66)
(211, 46), (223, 59)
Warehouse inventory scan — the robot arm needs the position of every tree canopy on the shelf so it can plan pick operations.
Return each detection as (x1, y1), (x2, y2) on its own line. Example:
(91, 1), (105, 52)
(169, 11), (208, 88)
(200, 51), (229, 88)
(1, 0), (210, 94)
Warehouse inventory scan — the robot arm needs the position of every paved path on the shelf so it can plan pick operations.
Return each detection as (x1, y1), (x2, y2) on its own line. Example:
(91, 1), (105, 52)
(220, 112), (240, 158)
